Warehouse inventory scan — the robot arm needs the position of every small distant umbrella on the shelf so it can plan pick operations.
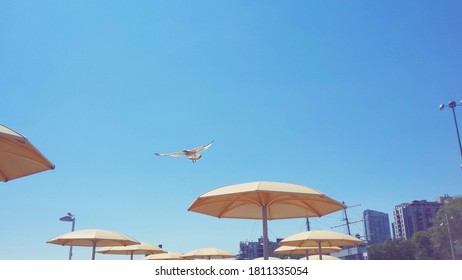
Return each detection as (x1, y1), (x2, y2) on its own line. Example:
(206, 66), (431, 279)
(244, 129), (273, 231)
(0, 124), (54, 182)
(253, 257), (281, 260)
(280, 230), (362, 260)
(47, 229), (140, 260)
(188, 181), (345, 259)
(182, 248), (235, 260)
(301, 255), (340, 260)
(274, 245), (342, 259)
(97, 242), (165, 260)
(144, 252), (185, 260)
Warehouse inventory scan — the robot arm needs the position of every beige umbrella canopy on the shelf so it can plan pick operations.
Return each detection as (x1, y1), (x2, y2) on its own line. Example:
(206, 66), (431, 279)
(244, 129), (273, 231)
(280, 230), (362, 260)
(182, 248), (235, 260)
(301, 255), (340, 260)
(96, 242), (165, 260)
(144, 252), (185, 260)
(274, 245), (342, 256)
(47, 229), (140, 260)
(188, 181), (345, 259)
(253, 257), (281, 260)
(0, 124), (54, 182)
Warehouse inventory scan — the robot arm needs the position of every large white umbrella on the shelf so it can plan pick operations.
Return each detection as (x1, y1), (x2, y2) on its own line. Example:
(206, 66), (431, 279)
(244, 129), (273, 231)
(274, 245), (342, 258)
(0, 124), (54, 182)
(182, 248), (235, 260)
(144, 252), (185, 260)
(188, 181), (345, 259)
(301, 255), (340, 260)
(47, 229), (140, 260)
(280, 230), (362, 260)
(96, 242), (165, 260)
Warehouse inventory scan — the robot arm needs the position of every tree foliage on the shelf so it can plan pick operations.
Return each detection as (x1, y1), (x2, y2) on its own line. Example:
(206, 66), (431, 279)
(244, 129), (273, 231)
(367, 239), (415, 260)
(368, 196), (462, 260)
(430, 196), (462, 259)
(412, 231), (440, 259)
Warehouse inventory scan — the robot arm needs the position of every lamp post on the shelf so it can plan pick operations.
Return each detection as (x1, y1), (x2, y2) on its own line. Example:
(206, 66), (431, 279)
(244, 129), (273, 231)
(445, 214), (456, 260)
(59, 213), (75, 260)
(440, 100), (462, 169)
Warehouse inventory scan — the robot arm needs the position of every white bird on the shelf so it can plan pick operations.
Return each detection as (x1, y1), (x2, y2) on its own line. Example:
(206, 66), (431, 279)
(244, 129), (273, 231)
(155, 141), (214, 163)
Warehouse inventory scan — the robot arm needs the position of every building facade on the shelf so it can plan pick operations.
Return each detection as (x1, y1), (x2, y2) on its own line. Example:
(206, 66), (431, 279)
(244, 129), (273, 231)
(392, 200), (442, 240)
(236, 237), (282, 260)
(363, 209), (391, 245)
(332, 244), (368, 260)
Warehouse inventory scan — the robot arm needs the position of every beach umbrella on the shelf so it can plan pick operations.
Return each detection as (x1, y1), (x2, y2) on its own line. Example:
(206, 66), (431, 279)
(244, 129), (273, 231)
(280, 230), (362, 260)
(182, 248), (235, 260)
(96, 242), (165, 260)
(47, 229), (140, 260)
(144, 252), (185, 260)
(301, 255), (340, 260)
(274, 245), (342, 258)
(0, 124), (54, 182)
(188, 181), (345, 259)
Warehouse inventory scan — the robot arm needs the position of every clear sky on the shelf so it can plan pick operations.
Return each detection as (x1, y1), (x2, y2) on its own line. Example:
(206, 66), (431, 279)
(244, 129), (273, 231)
(1, 0), (461, 260)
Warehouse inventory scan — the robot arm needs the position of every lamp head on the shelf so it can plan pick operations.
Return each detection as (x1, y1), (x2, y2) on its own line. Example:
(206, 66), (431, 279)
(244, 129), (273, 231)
(449, 101), (457, 108)
(59, 213), (75, 222)
(440, 104), (445, 110)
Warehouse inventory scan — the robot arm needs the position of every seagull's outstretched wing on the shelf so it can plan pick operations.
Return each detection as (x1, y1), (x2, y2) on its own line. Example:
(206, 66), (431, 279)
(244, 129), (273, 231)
(155, 141), (214, 162)
(155, 151), (187, 157)
(191, 140), (214, 153)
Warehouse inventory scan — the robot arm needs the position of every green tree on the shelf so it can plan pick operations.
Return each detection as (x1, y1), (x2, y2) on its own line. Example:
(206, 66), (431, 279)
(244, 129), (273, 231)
(412, 231), (440, 259)
(367, 239), (415, 260)
(368, 196), (462, 260)
(431, 196), (462, 259)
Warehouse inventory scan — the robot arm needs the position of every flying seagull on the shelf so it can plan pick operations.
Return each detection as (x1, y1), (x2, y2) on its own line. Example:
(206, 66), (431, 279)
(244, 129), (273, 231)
(155, 141), (214, 162)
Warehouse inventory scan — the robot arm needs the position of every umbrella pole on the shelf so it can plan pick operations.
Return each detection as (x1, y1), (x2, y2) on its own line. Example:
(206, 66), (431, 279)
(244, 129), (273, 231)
(262, 205), (269, 260)
(130, 252), (134, 260)
(317, 241), (322, 260)
(92, 241), (96, 260)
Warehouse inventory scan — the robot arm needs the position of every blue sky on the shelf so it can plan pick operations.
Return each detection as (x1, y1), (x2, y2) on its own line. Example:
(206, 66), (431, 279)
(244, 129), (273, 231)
(1, 0), (461, 260)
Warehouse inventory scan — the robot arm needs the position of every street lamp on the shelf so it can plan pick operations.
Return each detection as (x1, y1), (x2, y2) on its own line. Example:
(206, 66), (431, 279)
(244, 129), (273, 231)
(59, 213), (75, 260)
(440, 100), (462, 169)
